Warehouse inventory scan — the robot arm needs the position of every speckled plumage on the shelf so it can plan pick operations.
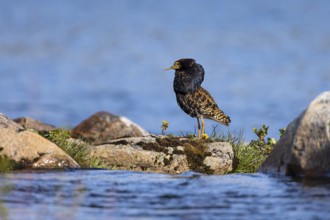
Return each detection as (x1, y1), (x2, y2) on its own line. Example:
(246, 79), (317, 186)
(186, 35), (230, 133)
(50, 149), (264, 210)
(176, 87), (231, 126)
(165, 58), (231, 139)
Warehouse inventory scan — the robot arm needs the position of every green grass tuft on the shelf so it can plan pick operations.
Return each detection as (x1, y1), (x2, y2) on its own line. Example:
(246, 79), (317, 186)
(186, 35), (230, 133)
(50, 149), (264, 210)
(231, 144), (270, 173)
(39, 129), (107, 169)
(207, 125), (277, 173)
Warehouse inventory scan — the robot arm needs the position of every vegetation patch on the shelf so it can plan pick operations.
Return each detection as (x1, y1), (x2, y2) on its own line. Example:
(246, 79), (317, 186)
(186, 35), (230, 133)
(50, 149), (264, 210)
(0, 156), (34, 172)
(161, 120), (284, 174)
(0, 156), (14, 172)
(209, 124), (284, 173)
(39, 129), (106, 168)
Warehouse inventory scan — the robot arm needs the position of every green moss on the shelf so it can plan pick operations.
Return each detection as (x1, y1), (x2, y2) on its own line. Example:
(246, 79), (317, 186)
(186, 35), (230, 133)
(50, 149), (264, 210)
(0, 156), (14, 172)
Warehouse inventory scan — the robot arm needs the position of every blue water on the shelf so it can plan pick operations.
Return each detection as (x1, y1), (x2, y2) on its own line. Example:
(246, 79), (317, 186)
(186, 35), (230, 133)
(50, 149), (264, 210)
(1, 2), (330, 219)
(0, 0), (329, 140)
(0, 170), (329, 220)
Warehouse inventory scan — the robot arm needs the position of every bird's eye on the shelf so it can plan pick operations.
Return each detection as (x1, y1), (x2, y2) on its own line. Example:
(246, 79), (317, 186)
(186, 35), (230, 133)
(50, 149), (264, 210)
(174, 62), (181, 69)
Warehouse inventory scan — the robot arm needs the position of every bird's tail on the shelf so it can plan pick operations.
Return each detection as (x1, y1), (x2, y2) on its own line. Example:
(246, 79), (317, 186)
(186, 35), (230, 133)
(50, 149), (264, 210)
(212, 109), (231, 126)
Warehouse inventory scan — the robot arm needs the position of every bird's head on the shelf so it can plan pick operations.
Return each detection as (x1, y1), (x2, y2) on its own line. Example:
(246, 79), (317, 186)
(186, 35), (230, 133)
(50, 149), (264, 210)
(164, 58), (196, 71)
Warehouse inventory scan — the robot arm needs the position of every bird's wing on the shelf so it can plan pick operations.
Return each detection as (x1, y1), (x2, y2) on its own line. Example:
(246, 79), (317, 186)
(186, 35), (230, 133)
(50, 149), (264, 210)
(193, 87), (231, 126)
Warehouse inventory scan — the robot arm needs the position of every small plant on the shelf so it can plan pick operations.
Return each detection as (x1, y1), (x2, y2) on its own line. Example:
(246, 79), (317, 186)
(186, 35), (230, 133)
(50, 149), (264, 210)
(250, 124), (278, 154)
(182, 133), (196, 140)
(161, 120), (169, 135)
(252, 124), (269, 144)
(279, 127), (287, 138)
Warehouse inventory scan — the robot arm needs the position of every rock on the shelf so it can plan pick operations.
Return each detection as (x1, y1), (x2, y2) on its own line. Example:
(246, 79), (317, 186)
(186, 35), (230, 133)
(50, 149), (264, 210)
(71, 111), (150, 144)
(88, 136), (189, 174)
(203, 142), (234, 174)
(32, 154), (78, 169)
(0, 113), (80, 169)
(87, 135), (233, 174)
(0, 113), (23, 131)
(258, 92), (330, 178)
(14, 117), (56, 132)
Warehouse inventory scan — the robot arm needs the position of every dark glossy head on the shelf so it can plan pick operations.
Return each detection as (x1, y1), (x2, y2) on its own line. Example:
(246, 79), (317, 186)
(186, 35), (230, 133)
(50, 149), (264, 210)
(164, 58), (196, 70)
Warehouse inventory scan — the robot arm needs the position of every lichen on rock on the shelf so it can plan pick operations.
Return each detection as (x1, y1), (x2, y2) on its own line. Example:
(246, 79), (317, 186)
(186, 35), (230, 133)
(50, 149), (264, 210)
(88, 135), (234, 175)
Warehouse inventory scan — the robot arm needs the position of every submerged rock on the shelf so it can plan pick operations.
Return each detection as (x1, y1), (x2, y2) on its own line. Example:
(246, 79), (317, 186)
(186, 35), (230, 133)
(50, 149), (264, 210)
(71, 111), (150, 144)
(14, 117), (56, 132)
(88, 135), (234, 174)
(0, 113), (80, 169)
(258, 91), (330, 178)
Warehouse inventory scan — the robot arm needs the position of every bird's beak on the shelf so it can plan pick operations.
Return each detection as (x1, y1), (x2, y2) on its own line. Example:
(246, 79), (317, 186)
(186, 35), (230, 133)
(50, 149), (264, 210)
(163, 66), (173, 71)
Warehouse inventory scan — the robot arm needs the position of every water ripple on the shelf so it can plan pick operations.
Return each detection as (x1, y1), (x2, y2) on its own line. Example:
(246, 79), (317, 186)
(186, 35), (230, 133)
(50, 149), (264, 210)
(1, 170), (329, 219)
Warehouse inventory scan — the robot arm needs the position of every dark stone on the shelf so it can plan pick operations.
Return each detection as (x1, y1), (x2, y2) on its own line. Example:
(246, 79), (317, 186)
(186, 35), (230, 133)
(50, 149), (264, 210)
(71, 111), (149, 144)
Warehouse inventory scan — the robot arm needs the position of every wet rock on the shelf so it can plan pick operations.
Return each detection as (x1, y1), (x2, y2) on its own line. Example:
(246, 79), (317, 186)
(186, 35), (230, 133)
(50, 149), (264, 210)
(0, 113), (80, 169)
(258, 92), (330, 178)
(88, 135), (233, 174)
(32, 154), (78, 169)
(14, 117), (56, 132)
(71, 111), (149, 144)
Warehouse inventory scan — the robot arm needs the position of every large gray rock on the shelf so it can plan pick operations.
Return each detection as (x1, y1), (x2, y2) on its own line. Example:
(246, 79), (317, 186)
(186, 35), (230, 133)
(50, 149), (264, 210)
(71, 111), (150, 144)
(258, 92), (330, 177)
(0, 113), (80, 169)
(88, 135), (234, 174)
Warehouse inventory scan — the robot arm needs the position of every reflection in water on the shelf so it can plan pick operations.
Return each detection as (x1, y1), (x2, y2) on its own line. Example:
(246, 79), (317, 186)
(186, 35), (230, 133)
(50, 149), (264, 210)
(0, 170), (329, 219)
(0, 176), (13, 220)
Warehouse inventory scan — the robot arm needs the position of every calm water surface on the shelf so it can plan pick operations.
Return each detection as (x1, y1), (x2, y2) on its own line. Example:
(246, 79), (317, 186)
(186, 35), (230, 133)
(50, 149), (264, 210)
(0, 0), (329, 140)
(0, 170), (329, 220)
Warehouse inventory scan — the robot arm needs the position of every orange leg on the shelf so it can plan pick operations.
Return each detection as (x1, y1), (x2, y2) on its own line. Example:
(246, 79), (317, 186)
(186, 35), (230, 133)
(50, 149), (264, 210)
(197, 117), (201, 140)
(201, 116), (205, 138)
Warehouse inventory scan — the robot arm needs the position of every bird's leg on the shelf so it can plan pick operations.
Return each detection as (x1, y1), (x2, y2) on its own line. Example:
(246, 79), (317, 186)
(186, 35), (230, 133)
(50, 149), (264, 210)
(201, 116), (205, 138)
(197, 117), (201, 140)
